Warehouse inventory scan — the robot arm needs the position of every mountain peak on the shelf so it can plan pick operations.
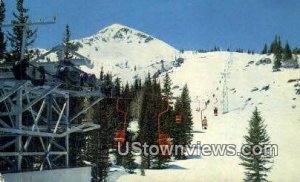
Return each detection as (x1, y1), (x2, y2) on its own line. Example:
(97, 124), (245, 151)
(106, 23), (128, 30)
(94, 23), (155, 44)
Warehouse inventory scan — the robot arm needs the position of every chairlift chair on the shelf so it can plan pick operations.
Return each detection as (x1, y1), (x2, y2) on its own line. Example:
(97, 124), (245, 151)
(157, 96), (172, 157)
(175, 114), (182, 124)
(113, 98), (127, 148)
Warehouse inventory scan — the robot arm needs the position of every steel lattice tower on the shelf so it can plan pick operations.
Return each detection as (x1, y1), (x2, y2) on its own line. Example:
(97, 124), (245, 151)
(222, 52), (233, 114)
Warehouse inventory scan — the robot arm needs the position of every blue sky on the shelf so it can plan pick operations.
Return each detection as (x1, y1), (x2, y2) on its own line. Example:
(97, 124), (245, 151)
(4, 0), (300, 51)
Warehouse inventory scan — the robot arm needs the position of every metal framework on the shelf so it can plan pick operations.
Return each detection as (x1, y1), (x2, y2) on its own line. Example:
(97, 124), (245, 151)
(222, 52), (233, 114)
(0, 79), (103, 172)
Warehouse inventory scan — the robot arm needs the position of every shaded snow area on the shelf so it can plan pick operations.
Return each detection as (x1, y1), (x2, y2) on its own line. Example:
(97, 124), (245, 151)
(110, 51), (300, 181)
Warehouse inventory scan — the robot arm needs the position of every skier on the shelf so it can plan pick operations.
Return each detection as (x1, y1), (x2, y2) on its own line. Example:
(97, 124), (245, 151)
(214, 107), (218, 116)
(202, 116), (208, 130)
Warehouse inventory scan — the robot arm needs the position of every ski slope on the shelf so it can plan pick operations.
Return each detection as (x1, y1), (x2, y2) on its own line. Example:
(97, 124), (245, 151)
(112, 52), (300, 181)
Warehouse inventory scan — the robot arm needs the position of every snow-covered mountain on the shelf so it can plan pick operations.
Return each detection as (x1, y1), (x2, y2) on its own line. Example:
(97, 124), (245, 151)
(35, 23), (179, 82)
(75, 23), (179, 80)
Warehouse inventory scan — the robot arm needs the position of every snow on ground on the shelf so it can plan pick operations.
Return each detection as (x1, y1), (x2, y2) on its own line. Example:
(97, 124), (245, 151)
(0, 173), (4, 182)
(113, 52), (300, 181)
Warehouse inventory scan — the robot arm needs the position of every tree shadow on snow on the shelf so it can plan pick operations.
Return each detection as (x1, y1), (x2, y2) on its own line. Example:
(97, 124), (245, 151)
(168, 164), (187, 170)
(192, 130), (206, 133)
(187, 155), (202, 160)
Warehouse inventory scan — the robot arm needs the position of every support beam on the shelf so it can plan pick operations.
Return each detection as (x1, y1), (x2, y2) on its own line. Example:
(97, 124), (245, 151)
(0, 151), (67, 157)
(0, 123), (100, 138)
(0, 118), (10, 128)
(22, 83), (62, 112)
(24, 99), (47, 151)
(0, 81), (25, 103)
(0, 138), (17, 150)
(16, 88), (23, 171)
(0, 128), (62, 137)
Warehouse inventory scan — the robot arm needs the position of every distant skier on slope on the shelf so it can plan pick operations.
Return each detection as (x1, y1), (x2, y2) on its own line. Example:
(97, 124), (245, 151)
(214, 107), (218, 116)
(202, 116), (208, 129)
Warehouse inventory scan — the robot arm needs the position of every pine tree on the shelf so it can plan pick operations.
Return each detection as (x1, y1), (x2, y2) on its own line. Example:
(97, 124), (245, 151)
(101, 73), (113, 96)
(69, 97), (86, 167)
(99, 66), (104, 81)
(277, 36), (282, 54)
(114, 77), (121, 97)
(162, 72), (173, 99)
(86, 98), (115, 182)
(139, 75), (160, 169)
(180, 84), (193, 144)
(122, 131), (136, 173)
(7, 0), (37, 62)
(173, 84), (193, 159)
(273, 50), (282, 71)
(283, 42), (292, 61)
(261, 44), (268, 54)
(240, 107), (273, 182)
(63, 24), (73, 60)
(133, 77), (140, 92)
(0, 1), (6, 60)
(122, 82), (130, 98)
(152, 78), (170, 169)
(161, 71), (175, 161)
(270, 35), (282, 55)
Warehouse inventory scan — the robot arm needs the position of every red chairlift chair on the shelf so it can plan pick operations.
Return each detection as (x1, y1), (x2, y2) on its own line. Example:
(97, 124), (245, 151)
(114, 98), (127, 148)
(175, 114), (182, 124)
(157, 96), (172, 157)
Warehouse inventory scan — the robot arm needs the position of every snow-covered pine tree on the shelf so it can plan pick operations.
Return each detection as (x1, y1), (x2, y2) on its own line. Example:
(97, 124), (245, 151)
(0, 1), (6, 60)
(240, 107), (273, 182)
(7, 0), (37, 62)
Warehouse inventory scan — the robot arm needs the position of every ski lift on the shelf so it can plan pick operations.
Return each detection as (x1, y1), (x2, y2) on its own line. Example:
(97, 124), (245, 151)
(175, 114), (182, 124)
(158, 133), (172, 154)
(114, 98), (127, 148)
(158, 96), (172, 156)
(114, 129), (125, 147)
